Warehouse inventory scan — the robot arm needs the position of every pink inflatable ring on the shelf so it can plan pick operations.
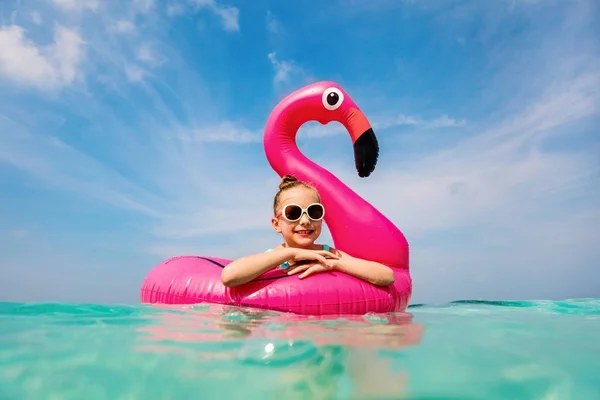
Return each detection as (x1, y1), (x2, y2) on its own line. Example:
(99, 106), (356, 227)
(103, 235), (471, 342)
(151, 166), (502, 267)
(140, 81), (412, 315)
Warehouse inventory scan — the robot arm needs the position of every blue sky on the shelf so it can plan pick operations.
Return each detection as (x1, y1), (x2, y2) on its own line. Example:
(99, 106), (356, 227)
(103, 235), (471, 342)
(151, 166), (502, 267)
(0, 0), (598, 305)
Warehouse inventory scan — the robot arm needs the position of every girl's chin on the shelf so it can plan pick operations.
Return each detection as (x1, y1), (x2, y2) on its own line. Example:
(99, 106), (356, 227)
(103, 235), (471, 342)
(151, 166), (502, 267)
(288, 236), (317, 247)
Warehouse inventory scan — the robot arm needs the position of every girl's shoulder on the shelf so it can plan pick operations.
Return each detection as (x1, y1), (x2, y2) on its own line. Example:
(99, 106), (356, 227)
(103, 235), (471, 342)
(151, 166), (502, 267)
(264, 244), (285, 253)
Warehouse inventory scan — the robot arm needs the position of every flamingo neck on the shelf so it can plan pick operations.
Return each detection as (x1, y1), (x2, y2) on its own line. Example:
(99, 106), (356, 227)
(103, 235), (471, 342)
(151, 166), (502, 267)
(263, 102), (364, 212)
(262, 96), (410, 270)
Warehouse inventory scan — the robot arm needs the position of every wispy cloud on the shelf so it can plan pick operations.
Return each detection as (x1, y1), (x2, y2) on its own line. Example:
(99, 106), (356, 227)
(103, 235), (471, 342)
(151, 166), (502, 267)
(0, 25), (85, 90)
(175, 122), (261, 143)
(107, 20), (136, 35)
(51, 0), (100, 13)
(265, 10), (282, 34)
(299, 113), (466, 139)
(267, 51), (306, 86)
(187, 0), (240, 31)
(30, 11), (42, 25)
(362, 72), (599, 236)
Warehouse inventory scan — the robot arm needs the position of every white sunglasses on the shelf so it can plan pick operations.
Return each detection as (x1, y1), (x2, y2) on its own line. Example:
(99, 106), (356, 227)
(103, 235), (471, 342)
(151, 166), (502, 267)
(276, 203), (325, 222)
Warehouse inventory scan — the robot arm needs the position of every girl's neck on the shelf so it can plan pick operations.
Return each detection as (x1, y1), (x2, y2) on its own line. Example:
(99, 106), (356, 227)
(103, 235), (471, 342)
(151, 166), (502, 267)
(281, 242), (320, 250)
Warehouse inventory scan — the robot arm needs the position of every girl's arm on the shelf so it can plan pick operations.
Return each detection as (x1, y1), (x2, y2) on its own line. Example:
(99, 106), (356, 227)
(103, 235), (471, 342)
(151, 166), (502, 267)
(330, 249), (395, 286)
(221, 248), (295, 287)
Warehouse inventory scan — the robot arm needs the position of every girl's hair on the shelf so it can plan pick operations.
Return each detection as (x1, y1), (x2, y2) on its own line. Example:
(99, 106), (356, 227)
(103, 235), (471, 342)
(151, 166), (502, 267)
(273, 175), (319, 214)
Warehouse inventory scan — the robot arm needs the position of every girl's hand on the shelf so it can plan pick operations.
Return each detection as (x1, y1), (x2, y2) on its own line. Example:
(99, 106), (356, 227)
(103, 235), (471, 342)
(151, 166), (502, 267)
(286, 261), (335, 279)
(290, 248), (338, 267)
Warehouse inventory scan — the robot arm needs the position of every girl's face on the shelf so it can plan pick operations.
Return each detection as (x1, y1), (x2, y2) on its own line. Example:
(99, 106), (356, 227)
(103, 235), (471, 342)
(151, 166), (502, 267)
(272, 186), (324, 248)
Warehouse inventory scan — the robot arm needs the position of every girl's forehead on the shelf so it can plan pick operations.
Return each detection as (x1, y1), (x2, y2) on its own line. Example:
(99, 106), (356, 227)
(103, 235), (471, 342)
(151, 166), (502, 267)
(280, 187), (320, 204)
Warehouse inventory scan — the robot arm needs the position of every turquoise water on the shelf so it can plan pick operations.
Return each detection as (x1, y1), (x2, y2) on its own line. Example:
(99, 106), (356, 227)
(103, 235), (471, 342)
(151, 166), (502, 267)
(1, 299), (599, 399)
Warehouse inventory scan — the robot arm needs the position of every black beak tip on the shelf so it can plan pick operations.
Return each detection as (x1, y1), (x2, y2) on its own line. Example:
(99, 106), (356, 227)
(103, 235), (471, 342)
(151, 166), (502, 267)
(353, 128), (379, 178)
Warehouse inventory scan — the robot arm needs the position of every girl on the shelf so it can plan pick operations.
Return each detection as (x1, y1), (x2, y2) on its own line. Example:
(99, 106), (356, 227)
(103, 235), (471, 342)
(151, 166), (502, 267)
(221, 175), (395, 288)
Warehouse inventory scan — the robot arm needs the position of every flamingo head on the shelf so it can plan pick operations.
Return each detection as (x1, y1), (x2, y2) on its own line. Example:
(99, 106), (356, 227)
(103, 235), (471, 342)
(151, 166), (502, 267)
(297, 81), (379, 178)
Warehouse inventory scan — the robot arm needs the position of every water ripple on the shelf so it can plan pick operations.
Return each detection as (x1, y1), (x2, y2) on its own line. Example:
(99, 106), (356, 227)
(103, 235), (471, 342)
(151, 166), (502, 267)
(0, 299), (599, 399)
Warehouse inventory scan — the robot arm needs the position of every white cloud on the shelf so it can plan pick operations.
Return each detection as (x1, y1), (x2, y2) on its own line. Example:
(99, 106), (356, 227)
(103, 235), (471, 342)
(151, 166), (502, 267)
(0, 116), (165, 217)
(267, 52), (308, 86)
(31, 11), (42, 25)
(266, 11), (282, 34)
(137, 43), (167, 66)
(125, 64), (146, 82)
(166, 3), (186, 17)
(211, 6), (239, 31)
(426, 115), (467, 128)
(176, 122), (260, 143)
(152, 0), (242, 30)
(133, 0), (155, 14)
(108, 20), (136, 34)
(51, 0), (99, 13)
(0, 25), (85, 90)
(298, 113), (466, 139)
(169, 111), (462, 144)
(189, 0), (240, 31)
(357, 69), (598, 233)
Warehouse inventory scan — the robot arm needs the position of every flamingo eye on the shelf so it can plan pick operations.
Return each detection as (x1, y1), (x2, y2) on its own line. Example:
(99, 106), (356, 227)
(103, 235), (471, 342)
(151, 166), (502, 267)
(322, 87), (344, 111)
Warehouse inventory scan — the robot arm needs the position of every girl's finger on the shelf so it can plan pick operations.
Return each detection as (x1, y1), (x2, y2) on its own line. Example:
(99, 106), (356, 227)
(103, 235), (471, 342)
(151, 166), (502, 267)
(298, 268), (313, 279)
(299, 265), (330, 279)
(317, 256), (333, 268)
(318, 251), (339, 259)
(287, 264), (310, 275)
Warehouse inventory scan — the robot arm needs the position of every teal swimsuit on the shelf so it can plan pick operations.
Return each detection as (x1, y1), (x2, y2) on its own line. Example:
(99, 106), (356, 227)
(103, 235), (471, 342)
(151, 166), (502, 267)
(266, 244), (331, 269)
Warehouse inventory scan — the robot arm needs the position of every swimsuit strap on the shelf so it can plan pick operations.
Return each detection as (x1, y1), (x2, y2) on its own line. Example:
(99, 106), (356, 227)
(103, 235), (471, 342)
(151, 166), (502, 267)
(264, 248), (290, 269)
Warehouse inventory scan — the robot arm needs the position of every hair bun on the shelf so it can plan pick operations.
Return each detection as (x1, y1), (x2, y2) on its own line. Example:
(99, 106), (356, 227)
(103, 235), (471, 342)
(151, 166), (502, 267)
(273, 175), (320, 214)
(278, 175), (299, 191)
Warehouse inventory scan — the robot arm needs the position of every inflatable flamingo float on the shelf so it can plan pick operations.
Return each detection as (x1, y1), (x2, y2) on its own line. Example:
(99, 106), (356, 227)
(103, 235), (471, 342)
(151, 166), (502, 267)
(140, 82), (412, 315)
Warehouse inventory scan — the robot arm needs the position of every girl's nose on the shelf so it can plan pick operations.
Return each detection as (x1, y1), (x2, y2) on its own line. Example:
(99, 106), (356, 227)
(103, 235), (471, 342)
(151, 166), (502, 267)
(299, 212), (311, 224)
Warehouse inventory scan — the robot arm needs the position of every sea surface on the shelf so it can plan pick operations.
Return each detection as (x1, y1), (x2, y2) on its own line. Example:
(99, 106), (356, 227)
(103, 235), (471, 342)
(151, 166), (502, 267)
(1, 298), (599, 400)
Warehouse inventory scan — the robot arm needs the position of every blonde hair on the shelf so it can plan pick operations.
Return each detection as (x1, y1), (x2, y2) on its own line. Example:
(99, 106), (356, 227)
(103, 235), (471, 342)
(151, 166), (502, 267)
(273, 175), (319, 215)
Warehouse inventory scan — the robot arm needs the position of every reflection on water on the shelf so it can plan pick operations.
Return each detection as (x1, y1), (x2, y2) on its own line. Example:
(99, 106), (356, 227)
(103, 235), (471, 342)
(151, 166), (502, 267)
(138, 304), (422, 347)
(0, 301), (428, 399)
(136, 304), (425, 399)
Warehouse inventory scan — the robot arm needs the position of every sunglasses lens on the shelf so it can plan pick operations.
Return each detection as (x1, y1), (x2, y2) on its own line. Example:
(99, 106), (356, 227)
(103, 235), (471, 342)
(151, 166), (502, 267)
(307, 204), (324, 220)
(284, 205), (303, 221)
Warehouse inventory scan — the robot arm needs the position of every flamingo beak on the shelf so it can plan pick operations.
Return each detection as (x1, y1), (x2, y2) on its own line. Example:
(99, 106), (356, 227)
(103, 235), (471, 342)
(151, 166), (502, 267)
(346, 107), (379, 178)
